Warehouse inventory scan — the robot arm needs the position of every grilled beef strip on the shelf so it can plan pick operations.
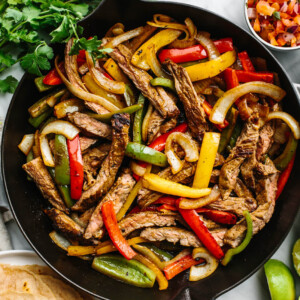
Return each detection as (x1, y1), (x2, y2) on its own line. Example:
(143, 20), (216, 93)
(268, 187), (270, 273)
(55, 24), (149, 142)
(84, 101), (109, 114)
(255, 157), (278, 176)
(256, 122), (275, 161)
(118, 211), (180, 237)
(67, 112), (112, 140)
(84, 170), (136, 239)
(137, 161), (197, 208)
(210, 169), (221, 184)
(224, 160), (279, 248)
(166, 59), (209, 141)
(22, 157), (67, 212)
(160, 117), (178, 135)
(72, 207), (95, 229)
(234, 178), (254, 199)
(79, 136), (98, 153)
(240, 154), (257, 190)
(146, 109), (165, 144)
(72, 113), (130, 212)
(45, 208), (84, 240)
(140, 226), (226, 247)
(110, 45), (179, 118)
(219, 114), (260, 199)
(83, 143), (111, 191)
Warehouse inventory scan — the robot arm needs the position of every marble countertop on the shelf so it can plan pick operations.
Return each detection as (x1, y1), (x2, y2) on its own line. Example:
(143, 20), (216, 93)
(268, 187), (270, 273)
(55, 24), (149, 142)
(0, 0), (299, 299)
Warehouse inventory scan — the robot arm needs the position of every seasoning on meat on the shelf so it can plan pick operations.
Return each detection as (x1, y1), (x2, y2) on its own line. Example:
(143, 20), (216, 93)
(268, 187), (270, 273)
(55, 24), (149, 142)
(72, 113), (130, 212)
(22, 157), (67, 212)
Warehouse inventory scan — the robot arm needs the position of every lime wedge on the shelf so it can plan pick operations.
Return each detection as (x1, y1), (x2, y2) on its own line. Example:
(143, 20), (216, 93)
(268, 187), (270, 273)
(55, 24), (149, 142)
(264, 259), (295, 300)
(292, 239), (300, 276)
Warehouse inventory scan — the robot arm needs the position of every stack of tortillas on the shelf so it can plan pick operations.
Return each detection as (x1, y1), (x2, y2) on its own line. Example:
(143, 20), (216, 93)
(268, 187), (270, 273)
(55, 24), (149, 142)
(0, 264), (93, 299)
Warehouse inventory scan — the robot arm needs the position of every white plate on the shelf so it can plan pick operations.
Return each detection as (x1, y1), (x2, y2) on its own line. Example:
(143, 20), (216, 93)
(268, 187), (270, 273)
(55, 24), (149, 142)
(0, 250), (45, 266)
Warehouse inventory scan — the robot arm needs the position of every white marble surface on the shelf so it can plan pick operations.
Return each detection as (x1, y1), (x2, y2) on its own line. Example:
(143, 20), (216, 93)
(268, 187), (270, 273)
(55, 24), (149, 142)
(0, 0), (300, 299)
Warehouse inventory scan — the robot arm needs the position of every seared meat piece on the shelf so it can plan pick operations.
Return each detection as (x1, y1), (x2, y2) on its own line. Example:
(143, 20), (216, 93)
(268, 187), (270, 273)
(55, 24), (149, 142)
(83, 143), (111, 191)
(141, 227), (202, 247)
(84, 171), (136, 239)
(207, 196), (257, 217)
(160, 117), (178, 135)
(255, 157), (278, 177)
(141, 227), (226, 247)
(224, 170), (279, 248)
(118, 212), (180, 237)
(110, 45), (179, 118)
(79, 136), (98, 153)
(85, 101), (109, 114)
(214, 153), (225, 167)
(199, 215), (222, 230)
(22, 157), (67, 212)
(166, 59), (209, 140)
(256, 122), (274, 160)
(147, 110), (165, 144)
(137, 161), (196, 207)
(240, 155), (257, 190)
(72, 114), (130, 212)
(219, 114), (260, 199)
(210, 169), (220, 184)
(72, 207), (95, 229)
(45, 208), (84, 240)
(67, 112), (112, 140)
(234, 178), (254, 199)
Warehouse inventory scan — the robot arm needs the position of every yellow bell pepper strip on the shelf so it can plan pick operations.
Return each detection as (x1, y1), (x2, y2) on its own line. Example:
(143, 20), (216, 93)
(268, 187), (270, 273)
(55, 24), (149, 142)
(68, 245), (98, 256)
(134, 253), (169, 290)
(267, 111), (300, 140)
(103, 58), (131, 84)
(193, 132), (220, 189)
(131, 29), (182, 70)
(221, 210), (253, 266)
(102, 200), (136, 260)
(210, 81), (286, 125)
(142, 173), (211, 198)
(218, 108), (239, 154)
(92, 254), (156, 288)
(189, 247), (219, 281)
(96, 237), (148, 255)
(185, 50), (236, 82)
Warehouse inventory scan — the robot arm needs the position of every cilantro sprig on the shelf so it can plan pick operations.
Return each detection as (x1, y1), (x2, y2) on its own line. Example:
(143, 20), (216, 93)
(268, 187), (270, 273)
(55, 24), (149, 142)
(0, 0), (101, 93)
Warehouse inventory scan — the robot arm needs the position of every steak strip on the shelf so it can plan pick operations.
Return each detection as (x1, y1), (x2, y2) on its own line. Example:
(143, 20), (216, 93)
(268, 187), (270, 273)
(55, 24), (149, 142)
(84, 170), (136, 239)
(22, 157), (67, 212)
(166, 59), (209, 140)
(67, 112), (112, 140)
(72, 113), (130, 212)
(110, 45), (179, 118)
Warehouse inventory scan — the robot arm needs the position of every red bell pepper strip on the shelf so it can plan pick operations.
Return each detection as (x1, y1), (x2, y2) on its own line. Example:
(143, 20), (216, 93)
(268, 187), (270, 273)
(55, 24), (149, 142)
(77, 49), (86, 67)
(102, 200), (136, 260)
(67, 134), (84, 200)
(128, 206), (141, 214)
(202, 100), (229, 130)
(163, 254), (204, 280)
(158, 38), (234, 64)
(43, 62), (64, 85)
(196, 208), (237, 225)
(156, 204), (178, 212)
(236, 70), (274, 83)
(276, 154), (296, 200)
(224, 68), (239, 90)
(153, 196), (178, 206)
(238, 51), (255, 72)
(177, 200), (224, 260)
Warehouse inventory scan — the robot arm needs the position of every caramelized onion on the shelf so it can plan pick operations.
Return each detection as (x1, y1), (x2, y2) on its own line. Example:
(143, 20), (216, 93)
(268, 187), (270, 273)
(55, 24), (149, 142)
(196, 31), (220, 60)
(18, 134), (34, 155)
(146, 44), (170, 78)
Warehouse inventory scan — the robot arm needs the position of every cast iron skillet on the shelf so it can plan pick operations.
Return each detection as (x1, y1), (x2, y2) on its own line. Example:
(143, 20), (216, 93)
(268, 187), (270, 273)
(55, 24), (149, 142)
(2, 0), (300, 299)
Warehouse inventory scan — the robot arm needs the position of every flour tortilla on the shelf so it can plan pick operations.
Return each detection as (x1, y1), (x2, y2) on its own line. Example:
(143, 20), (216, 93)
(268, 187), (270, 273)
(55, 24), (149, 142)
(0, 291), (36, 299)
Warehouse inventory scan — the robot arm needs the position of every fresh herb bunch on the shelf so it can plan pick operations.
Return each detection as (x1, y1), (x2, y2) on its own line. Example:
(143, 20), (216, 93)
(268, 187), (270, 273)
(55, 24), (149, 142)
(0, 0), (106, 93)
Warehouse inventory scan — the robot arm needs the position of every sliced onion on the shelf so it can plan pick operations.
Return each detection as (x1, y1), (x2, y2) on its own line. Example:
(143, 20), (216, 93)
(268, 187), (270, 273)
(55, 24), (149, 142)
(55, 56), (118, 112)
(85, 52), (126, 95)
(49, 231), (71, 251)
(267, 111), (300, 139)
(163, 249), (191, 267)
(39, 120), (80, 167)
(130, 161), (147, 177)
(18, 134), (34, 155)
(105, 23), (125, 37)
(105, 26), (144, 48)
(189, 247), (218, 281)
(210, 82), (286, 124)
(142, 103), (154, 142)
(196, 31), (220, 60)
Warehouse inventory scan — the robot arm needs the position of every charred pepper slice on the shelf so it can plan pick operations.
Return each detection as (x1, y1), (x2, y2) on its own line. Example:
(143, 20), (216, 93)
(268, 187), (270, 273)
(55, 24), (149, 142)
(92, 254), (156, 288)
(54, 134), (70, 185)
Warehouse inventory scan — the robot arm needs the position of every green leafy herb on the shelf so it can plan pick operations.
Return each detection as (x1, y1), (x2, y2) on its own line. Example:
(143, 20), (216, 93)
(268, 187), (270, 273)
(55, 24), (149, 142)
(0, 75), (18, 93)
(273, 11), (281, 20)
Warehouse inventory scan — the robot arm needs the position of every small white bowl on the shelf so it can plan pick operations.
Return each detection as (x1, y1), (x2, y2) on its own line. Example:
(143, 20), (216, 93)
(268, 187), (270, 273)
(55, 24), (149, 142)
(244, 0), (300, 52)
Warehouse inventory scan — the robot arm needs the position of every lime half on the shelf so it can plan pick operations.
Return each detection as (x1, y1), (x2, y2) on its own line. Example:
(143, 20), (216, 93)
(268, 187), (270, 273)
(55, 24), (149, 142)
(292, 239), (300, 276)
(264, 259), (295, 300)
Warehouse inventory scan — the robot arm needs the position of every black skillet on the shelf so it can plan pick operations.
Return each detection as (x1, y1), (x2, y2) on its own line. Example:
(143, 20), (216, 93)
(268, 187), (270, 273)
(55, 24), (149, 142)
(2, 0), (300, 299)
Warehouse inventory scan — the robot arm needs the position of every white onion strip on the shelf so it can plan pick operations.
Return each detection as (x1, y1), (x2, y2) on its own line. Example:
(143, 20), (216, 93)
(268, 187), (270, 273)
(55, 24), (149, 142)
(18, 134), (34, 155)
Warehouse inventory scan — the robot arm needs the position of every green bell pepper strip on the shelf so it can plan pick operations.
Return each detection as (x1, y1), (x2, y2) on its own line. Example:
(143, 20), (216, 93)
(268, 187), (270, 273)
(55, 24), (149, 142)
(28, 108), (53, 128)
(48, 168), (74, 208)
(142, 243), (173, 262)
(218, 108), (239, 154)
(133, 94), (146, 144)
(124, 84), (136, 106)
(87, 104), (143, 124)
(34, 76), (54, 93)
(150, 78), (176, 92)
(54, 134), (70, 185)
(26, 150), (34, 181)
(92, 254), (156, 288)
(221, 210), (253, 266)
(125, 142), (168, 167)
(227, 117), (243, 151)
(274, 135), (298, 171)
